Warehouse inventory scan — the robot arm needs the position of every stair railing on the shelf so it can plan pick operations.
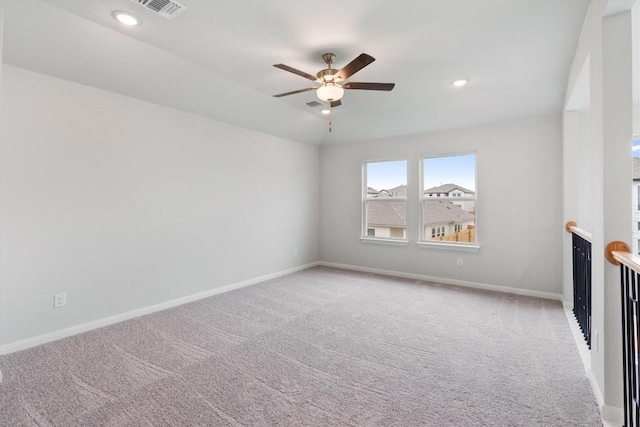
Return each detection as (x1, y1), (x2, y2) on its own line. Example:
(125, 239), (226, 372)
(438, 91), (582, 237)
(566, 221), (593, 348)
(606, 240), (640, 427)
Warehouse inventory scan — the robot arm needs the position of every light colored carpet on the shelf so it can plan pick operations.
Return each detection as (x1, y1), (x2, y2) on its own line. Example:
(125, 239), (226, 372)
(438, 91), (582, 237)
(0, 266), (601, 426)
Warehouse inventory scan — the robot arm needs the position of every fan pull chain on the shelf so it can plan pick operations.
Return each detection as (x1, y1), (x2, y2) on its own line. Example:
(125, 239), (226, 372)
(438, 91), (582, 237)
(329, 120), (332, 132)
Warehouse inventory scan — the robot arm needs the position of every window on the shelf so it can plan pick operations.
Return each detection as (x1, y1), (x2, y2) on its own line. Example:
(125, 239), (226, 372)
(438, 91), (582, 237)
(363, 160), (407, 240)
(421, 153), (476, 245)
(431, 226), (445, 238)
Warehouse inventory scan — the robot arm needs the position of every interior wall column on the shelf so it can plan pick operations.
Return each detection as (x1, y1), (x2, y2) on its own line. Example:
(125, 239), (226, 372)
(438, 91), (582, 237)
(601, 8), (634, 423)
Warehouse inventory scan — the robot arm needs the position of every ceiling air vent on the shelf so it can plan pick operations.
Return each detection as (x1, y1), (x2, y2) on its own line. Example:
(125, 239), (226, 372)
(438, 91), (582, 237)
(129, 0), (186, 20)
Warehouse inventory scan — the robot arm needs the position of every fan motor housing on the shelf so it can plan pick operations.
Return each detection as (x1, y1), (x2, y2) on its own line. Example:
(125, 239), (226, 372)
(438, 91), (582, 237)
(317, 68), (339, 82)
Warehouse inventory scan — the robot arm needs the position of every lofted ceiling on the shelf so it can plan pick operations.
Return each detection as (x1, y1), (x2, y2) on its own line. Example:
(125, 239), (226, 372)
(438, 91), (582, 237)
(0, 0), (590, 145)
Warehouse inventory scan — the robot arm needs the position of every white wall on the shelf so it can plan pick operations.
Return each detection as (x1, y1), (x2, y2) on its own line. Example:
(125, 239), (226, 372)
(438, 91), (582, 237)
(320, 116), (563, 296)
(603, 11), (634, 423)
(563, 0), (636, 424)
(0, 65), (320, 348)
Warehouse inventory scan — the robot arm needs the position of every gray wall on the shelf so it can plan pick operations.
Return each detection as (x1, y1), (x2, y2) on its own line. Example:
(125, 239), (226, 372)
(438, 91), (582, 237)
(319, 116), (563, 295)
(0, 65), (320, 348)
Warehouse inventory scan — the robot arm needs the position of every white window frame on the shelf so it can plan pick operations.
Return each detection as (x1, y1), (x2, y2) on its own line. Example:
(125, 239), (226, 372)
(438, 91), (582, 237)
(417, 152), (479, 251)
(360, 159), (408, 246)
(431, 226), (445, 238)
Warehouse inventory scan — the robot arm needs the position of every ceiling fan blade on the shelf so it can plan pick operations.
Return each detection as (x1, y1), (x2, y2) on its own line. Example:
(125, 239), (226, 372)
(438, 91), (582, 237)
(273, 87), (316, 97)
(273, 64), (318, 81)
(343, 82), (395, 91)
(335, 53), (375, 81)
(330, 99), (342, 108)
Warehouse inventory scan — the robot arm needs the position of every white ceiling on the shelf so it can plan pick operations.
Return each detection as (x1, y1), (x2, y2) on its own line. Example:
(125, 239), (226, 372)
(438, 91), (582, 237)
(0, 0), (590, 145)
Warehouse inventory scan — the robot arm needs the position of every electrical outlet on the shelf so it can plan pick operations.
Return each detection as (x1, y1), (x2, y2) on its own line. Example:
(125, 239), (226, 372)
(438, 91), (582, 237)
(457, 258), (463, 267)
(54, 293), (66, 308)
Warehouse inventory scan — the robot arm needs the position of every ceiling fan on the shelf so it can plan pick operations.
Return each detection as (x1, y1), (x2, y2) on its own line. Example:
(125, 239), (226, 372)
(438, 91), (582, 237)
(272, 53), (395, 107)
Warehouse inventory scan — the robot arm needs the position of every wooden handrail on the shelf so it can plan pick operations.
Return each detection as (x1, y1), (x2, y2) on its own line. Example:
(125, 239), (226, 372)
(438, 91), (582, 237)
(605, 241), (640, 272)
(565, 221), (593, 242)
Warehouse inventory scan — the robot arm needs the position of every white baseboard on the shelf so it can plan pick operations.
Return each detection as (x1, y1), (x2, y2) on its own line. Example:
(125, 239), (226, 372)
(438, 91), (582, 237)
(564, 307), (591, 374)
(0, 262), (320, 355)
(563, 299), (623, 427)
(601, 403), (623, 427)
(590, 372), (604, 408)
(318, 261), (563, 301)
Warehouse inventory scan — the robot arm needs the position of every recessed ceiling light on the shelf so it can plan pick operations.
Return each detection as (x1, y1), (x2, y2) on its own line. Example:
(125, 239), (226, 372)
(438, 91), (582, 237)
(451, 78), (469, 87)
(112, 10), (142, 26)
(320, 108), (331, 115)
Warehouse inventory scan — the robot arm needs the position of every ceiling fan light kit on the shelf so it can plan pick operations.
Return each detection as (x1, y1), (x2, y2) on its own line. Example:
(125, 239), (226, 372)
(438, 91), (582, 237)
(273, 52), (395, 109)
(316, 83), (344, 102)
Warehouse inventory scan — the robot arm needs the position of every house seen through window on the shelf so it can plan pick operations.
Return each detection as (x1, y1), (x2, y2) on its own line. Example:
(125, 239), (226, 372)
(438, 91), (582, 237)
(421, 153), (476, 244)
(364, 160), (407, 240)
(362, 154), (476, 246)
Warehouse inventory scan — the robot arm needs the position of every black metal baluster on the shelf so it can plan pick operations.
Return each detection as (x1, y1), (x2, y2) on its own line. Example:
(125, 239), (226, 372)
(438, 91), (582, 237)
(622, 264), (630, 427)
(620, 264), (630, 426)
(586, 240), (592, 347)
(627, 271), (640, 426)
(620, 264), (640, 427)
(572, 232), (592, 348)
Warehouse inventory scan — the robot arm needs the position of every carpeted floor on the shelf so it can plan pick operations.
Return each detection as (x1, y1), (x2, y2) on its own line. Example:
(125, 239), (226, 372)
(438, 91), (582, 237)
(0, 266), (601, 426)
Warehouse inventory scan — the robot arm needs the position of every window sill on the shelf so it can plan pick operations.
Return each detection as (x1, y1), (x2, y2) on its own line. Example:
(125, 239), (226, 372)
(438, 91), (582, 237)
(415, 241), (480, 252)
(359, 237), (409, 247)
